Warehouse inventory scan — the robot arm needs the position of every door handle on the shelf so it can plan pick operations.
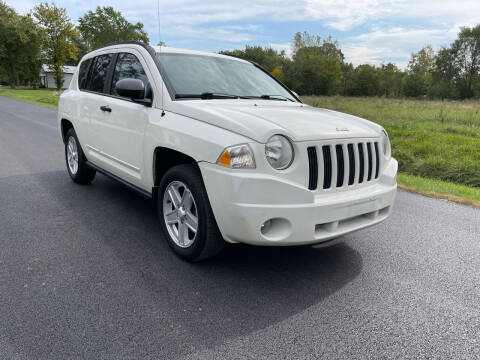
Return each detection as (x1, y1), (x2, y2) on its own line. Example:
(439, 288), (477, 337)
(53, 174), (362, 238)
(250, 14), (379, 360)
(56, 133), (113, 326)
(100, 105), (112, 113)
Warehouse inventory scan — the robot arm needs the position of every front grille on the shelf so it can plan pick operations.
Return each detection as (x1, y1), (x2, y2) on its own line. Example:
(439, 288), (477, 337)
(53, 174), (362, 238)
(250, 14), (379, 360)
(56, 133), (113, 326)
(307, 141), (380, 191)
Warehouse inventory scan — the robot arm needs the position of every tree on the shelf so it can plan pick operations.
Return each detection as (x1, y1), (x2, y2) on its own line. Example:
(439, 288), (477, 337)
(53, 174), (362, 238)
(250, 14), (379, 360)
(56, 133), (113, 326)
(0, 2), (42, 88)
(271, 66), (284, 81)
(378, 63), (403, 97)
(403, 72), (427, 97)
(430, 47), (459, 99)
(78, 6), (149, 51)
(408, 45), (435, 75)
(405, 45), (435, 97)
(289, 32), (344, 95)
(220, 46), (286, 72)
(451, 25), (480, 98)
(292, 32), (344, 61)
(34, 3), (77, 90)
(341, 62), (354, 96)
(352, 65), (379, 96)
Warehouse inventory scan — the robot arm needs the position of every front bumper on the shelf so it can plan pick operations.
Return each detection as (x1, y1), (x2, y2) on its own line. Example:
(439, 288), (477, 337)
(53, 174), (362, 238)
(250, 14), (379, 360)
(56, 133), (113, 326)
(199, 158), (397, 246)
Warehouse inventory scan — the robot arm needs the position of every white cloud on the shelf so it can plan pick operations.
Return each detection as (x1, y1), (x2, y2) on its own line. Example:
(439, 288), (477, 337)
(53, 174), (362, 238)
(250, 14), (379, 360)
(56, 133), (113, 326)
(167, 25), (256, 43)
(304, 0), (480, 31)
(343, 27), (455, 67)
(5, 0), (480, 65)
(269, 43), (293, 58)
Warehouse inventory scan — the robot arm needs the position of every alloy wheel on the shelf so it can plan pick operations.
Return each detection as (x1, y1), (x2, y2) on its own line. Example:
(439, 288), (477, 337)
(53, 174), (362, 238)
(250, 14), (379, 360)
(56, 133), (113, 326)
(162, 181), (199, 248)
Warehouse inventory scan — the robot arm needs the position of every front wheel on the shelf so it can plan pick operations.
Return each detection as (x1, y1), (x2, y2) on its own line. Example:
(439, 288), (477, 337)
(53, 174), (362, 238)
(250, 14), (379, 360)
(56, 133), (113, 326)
(158, 164), (225, 261)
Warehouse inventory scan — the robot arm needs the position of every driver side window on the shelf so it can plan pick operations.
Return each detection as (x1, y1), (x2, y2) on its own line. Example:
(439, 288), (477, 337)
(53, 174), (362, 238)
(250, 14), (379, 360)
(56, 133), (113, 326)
(111, 53), (149, 97)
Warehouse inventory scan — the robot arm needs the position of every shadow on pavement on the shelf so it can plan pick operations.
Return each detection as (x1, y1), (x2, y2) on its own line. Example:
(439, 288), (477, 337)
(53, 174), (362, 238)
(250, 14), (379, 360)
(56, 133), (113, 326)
(1, 170), (363, 357)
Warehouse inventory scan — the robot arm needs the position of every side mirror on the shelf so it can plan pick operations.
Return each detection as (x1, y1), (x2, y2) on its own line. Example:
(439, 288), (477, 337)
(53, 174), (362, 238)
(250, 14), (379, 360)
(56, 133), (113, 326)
(116, 78), (145, 98)
(291, 91), (299, 98)
(116, 78), (152, 106)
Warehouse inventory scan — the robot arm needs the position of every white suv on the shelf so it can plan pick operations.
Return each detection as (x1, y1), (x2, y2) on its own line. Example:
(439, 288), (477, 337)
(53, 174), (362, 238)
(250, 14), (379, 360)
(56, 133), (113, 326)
(58, 42), (397, 261)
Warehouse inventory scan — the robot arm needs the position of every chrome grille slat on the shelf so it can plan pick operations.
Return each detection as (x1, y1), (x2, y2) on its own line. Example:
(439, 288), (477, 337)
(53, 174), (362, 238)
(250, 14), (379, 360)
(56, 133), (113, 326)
(330, 144), (338, 190)
(342, 143), (349, 187)
(358, 143), (365, 184)
(367, 142), (373, 181)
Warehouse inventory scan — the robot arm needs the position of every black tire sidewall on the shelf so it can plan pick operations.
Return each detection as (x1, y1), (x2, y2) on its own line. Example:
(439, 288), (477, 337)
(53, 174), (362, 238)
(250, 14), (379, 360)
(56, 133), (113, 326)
(157, 165), (212, 260)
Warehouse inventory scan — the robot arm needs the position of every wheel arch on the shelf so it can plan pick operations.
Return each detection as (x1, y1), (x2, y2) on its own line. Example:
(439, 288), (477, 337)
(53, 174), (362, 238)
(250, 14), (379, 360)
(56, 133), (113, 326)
(153, 146), (198, 187)
(60, 118), (74, 144)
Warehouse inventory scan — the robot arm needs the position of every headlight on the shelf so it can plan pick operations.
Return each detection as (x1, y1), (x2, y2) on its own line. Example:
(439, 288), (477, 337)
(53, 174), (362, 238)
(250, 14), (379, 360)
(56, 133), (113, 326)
(265, 135), (294, 170)
(217, 144), (255, 169)
(381, 130), (391, 159)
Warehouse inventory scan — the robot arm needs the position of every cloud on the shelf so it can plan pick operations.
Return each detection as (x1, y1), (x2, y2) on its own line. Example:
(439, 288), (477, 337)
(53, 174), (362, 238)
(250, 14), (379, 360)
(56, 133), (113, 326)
(166, 25), (257, 43)
(5, 0), (480, 66)
(343, 27), (455, 67)
(304, 0), (480, 31)
(269, 43), (293, 58)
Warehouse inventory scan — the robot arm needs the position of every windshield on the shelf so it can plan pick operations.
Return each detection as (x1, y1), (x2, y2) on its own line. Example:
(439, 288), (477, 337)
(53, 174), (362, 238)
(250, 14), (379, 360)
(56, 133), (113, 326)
(156, 53), (297, 101)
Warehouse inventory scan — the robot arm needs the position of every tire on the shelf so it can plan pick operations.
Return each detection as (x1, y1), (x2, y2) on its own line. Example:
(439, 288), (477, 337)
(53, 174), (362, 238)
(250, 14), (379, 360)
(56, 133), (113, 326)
(158, 164), (225, 261)
(65, 128), (96, 184)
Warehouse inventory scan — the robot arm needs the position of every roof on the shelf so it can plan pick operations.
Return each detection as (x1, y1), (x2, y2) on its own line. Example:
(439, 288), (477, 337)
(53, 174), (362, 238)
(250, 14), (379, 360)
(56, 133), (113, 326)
(41, 65), (77, 74)
(151, 46), (249, 62)
(83, 41), (248, 64)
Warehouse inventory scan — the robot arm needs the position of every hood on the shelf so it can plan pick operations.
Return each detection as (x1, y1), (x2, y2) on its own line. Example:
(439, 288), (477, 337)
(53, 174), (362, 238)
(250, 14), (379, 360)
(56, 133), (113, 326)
(167, 100), (382, 143)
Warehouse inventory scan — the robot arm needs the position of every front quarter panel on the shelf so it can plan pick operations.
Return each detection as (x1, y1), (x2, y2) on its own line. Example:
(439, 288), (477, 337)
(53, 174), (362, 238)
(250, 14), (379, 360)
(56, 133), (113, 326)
(143, 111), (252, 189)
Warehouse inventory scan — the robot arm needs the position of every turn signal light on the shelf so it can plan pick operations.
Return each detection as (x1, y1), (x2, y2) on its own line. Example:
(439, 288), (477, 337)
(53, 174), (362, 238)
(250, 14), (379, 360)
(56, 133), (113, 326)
(217, 144), (255, 169)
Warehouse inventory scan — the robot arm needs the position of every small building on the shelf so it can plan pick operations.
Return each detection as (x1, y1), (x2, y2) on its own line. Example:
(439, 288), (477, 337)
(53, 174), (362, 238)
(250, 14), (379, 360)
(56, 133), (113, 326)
(40, 65), (77, 89)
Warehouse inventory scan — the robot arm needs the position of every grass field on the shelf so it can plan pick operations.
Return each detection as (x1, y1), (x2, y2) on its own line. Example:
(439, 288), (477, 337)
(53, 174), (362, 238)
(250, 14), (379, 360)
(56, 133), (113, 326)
(1, 88), (479, 204)
(0, 87), (61, 109)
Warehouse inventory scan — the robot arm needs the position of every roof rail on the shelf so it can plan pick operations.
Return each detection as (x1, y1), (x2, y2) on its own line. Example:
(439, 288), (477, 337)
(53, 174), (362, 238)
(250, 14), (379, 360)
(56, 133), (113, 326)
(90, 41), (153, 53)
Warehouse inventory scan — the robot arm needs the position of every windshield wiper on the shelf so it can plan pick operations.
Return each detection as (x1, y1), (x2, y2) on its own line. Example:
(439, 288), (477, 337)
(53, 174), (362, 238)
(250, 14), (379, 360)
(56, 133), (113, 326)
(260, 94), (295, 102)
(241, 94), (295, 102)
(175, 92), (240, 100)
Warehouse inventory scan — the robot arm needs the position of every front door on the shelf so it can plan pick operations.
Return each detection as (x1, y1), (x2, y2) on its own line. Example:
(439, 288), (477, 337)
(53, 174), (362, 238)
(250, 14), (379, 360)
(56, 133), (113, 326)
(91, 51), (152, 187)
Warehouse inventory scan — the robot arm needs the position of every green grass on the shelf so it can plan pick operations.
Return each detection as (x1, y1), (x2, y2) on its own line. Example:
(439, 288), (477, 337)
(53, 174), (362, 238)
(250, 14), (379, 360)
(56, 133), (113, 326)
(398, 174), (480, 206)
(303, 96), (480, 189)
(0, 87), (61, 109)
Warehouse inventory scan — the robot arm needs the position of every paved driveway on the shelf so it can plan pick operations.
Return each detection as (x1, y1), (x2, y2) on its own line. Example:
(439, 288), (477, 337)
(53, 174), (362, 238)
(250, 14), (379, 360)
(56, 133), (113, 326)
(0, 96), (479, 359)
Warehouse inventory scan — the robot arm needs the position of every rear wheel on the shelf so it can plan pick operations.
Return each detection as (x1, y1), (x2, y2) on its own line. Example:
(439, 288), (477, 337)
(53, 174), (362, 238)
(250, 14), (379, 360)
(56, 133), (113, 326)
(65, 128), (96, 184)
(158, 164), (225, 261)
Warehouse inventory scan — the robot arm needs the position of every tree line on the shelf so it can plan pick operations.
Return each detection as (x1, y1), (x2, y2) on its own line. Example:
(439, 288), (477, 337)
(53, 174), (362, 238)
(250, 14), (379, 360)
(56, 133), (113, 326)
(0, 2), (148, 89)
(1, 0), (479, 99)
(222, 28), (480, 100)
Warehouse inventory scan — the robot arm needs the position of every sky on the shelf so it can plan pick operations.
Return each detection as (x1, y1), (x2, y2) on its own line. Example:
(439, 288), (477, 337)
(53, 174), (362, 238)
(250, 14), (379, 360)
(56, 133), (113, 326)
(8, 0), (480, 68)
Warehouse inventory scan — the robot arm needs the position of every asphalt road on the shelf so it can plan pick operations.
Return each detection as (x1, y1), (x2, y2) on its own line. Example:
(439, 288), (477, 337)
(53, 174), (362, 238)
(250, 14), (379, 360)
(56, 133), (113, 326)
(0, 96), (479, 359)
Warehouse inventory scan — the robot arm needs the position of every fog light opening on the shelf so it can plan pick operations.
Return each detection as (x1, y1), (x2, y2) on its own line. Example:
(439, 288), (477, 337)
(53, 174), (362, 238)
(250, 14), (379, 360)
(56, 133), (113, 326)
(260, 218), (292, 241)
(261, 220), (272, 235)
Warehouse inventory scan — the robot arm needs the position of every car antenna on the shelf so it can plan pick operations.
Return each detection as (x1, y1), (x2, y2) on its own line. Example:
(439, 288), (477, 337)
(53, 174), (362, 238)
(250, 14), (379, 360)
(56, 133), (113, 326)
(157, 0), (165, 117)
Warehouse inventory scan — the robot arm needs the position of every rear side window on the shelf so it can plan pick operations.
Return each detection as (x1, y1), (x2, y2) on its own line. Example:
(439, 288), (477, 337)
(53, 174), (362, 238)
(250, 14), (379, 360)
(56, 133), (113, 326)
(88, 54), (113, 93)
(78, 59), (92, 90)
(111, 53), (148, 96)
